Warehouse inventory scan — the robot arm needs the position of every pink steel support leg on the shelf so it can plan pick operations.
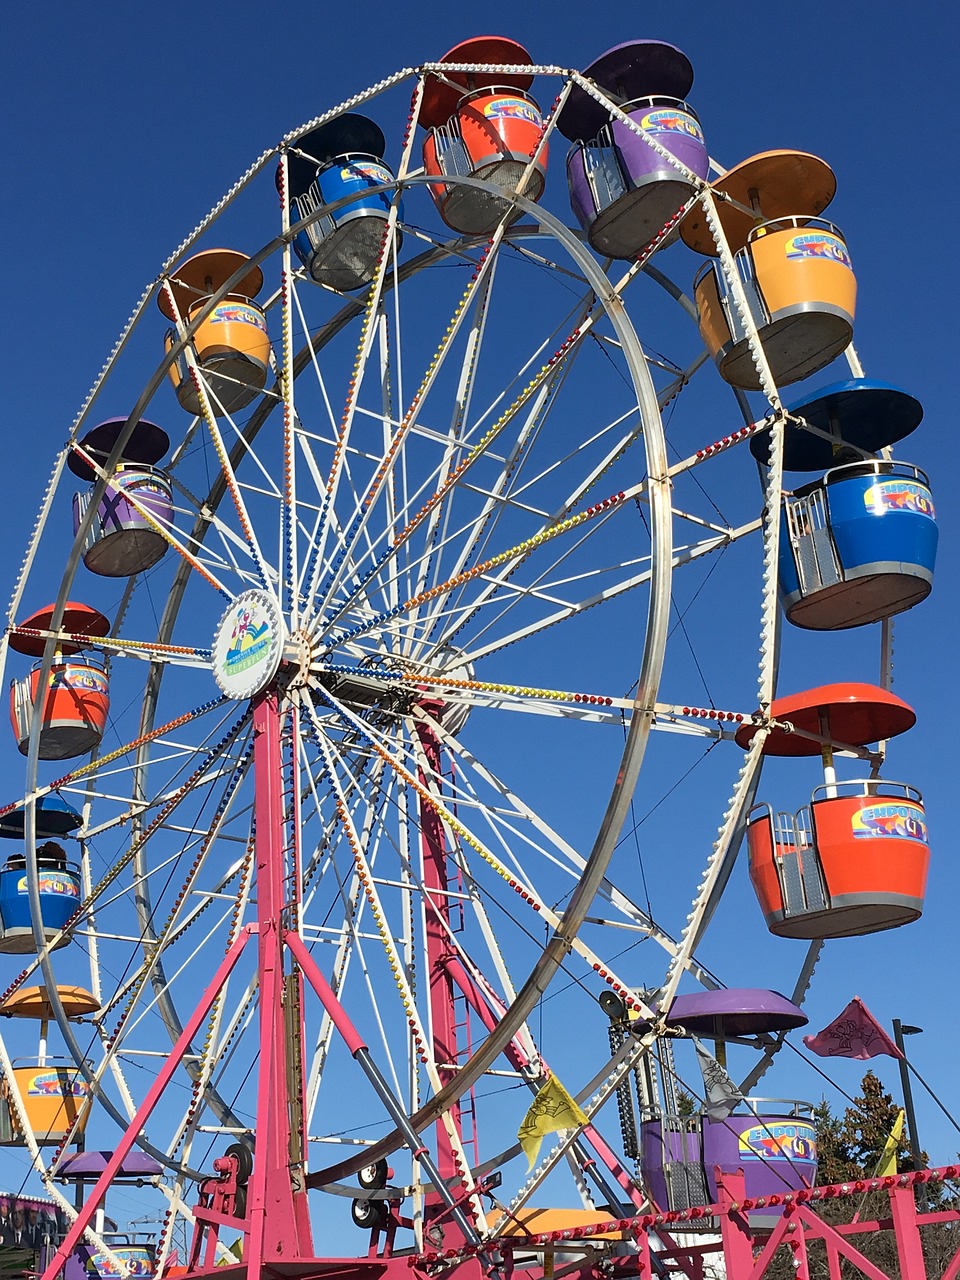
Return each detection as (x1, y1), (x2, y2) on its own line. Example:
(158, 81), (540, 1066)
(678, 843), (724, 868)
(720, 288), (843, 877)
(286, 930), (480, 1245)
(45, 694), (315, 1280)
(415, 714), (469, 1240)
(942, 1243), (960, 1280)
(714, 1169), (756, 1278)
(888, 1184), (928, 1280)
(287, 702), (314, 1249)
(244, 692), (313, 1272)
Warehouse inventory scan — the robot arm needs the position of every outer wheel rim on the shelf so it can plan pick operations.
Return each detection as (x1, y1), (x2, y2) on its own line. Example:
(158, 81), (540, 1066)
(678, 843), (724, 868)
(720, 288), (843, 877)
(9, 167), (674, 1212)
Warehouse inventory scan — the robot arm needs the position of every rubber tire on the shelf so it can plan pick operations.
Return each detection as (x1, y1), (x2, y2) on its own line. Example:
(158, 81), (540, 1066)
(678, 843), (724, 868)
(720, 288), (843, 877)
(357, 1159), (389, 1190)
(351, 1198), (388, 1231)
(225, 1141), (254, 1185)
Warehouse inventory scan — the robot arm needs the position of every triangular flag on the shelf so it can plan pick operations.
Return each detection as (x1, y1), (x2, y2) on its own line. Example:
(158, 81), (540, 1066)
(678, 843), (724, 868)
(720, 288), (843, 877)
(802, 998), (903, 1060)
(518, 1075), (588, 1169)
(877, 1109), (905, 1177)
(692, 1035), (744, 1120)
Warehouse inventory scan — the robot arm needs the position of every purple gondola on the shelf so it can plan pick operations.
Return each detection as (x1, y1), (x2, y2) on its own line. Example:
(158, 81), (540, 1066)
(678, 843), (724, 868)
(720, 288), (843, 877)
(69, 418), (172, 578)
(635, 990), (816, 1225)
(556, 41), (708, 259)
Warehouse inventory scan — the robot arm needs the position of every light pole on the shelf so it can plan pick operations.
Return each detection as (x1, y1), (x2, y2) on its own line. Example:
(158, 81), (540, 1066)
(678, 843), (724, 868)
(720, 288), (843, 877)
(892, 1019), (924, 1172)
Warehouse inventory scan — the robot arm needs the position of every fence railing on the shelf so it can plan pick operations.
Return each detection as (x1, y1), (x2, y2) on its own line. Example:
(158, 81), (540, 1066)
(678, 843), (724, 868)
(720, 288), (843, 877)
(414, 1164), (960, 1280)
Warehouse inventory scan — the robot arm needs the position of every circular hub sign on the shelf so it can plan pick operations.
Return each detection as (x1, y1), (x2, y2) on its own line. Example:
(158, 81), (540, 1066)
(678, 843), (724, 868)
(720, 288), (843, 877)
(212, 590), (285, 699)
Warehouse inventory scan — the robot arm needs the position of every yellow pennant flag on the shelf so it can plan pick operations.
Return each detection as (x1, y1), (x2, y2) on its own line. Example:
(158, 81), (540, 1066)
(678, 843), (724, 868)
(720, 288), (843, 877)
(518, 1075), (589, 1170)
(877, 1108), (905, 1177)
(216, 1238), (244, 1265)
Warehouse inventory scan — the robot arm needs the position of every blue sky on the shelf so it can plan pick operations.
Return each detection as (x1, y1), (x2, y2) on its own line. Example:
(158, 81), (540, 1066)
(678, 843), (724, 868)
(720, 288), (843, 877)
(1, 0), (958, 1239)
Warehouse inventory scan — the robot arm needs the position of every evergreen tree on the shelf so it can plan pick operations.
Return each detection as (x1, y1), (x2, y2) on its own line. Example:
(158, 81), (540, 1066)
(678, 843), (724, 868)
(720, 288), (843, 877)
(811, 1096), (858, 1186)
(829, 1070), (916, 1179)
(765, 1073), (958, 1278)
(676, 1089), (697, 1118)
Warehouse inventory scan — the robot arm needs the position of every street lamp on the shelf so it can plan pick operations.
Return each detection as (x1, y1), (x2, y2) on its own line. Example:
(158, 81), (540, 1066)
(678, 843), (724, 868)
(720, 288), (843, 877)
(892, 1019), (924, 1172)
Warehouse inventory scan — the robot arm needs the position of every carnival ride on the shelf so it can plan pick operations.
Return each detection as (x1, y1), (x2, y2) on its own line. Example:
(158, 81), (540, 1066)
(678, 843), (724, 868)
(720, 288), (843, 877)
(0, 34), (948, 1280)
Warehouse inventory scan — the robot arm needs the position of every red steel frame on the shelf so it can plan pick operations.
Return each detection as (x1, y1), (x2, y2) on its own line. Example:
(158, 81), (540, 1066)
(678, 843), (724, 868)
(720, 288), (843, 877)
(421, 1167), (960, 1280)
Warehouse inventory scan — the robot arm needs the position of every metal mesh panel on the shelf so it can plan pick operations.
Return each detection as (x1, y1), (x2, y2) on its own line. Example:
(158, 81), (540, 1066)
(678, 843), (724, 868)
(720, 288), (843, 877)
(785, 488), (842, 594)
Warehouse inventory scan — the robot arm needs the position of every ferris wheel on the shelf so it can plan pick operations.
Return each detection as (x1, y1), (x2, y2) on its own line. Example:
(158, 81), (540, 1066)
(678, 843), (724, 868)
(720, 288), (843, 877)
(0, 36), (937, 1280)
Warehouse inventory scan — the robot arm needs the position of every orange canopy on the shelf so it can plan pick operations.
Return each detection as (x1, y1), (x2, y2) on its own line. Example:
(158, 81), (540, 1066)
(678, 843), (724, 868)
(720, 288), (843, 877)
(681, 150), (837, 256)
(735, 682), (916, 756)
(419, 36), (535, 130)
(8, 603), (110, 657)
(158, 249), (264, 320)
(0, 985), (100, 1020)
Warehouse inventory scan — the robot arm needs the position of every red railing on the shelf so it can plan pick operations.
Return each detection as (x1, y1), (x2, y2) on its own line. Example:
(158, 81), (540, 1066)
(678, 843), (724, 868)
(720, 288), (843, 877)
(416, 1165), (960, 1280)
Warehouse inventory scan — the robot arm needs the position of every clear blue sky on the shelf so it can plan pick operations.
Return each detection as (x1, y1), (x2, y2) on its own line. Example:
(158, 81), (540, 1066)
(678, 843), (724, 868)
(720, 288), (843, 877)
(1, 0), (957, 1236)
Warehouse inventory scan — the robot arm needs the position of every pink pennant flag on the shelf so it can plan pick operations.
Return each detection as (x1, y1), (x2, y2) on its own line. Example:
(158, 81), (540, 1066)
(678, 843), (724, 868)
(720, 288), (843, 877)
(803, 997), (903, 1060)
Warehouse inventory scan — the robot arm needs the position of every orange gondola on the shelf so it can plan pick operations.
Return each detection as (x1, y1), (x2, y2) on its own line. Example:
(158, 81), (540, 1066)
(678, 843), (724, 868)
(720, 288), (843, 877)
(8, 604), (111, 760)
(0, 987), (98, 1145)
(159, 249), (272, 416)
(682, 152), (855, 389)
(419, 37), (548, 235)
(738, 684), (928, 938)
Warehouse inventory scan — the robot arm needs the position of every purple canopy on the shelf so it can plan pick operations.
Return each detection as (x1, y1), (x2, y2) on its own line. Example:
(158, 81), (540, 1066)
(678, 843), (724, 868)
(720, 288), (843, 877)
(55, 1150), (163, 1182)
(67, 418), (170, 482)
(650, 988), (808, 1037)
(557, 40), (695, 141)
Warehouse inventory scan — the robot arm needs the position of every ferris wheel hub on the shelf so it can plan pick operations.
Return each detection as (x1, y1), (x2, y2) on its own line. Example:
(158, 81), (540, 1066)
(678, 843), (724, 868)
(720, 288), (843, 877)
(282, 629), (314, 691)
(314, 662), (412, 719)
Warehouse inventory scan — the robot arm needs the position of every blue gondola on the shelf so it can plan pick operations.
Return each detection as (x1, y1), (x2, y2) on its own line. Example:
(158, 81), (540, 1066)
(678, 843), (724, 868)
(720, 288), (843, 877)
(750, 380), (937, 629)
(0, 844), (81, 953)
(281, 115), (401, 292)
(780, 460), (937, 629)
